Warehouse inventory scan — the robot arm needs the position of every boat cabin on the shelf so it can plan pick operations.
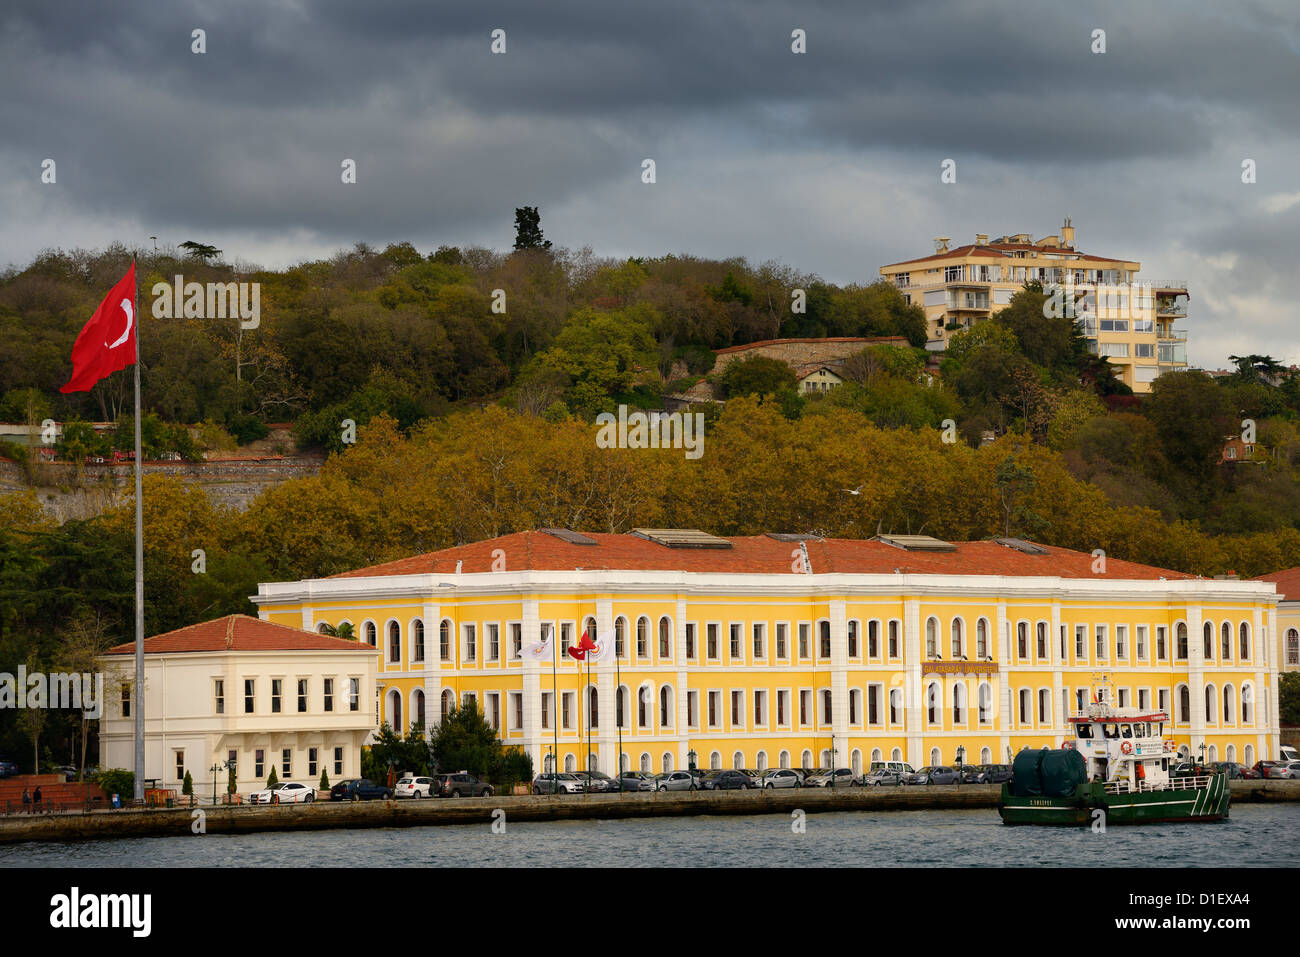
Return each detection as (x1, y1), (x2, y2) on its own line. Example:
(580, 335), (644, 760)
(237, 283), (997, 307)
(1066, 701), (1176, 791)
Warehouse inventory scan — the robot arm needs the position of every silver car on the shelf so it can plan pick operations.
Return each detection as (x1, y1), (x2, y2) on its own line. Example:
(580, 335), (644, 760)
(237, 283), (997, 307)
(760, 768), (802, 789)
(804, 768), (856, 788)
(654, 770), (698, 791)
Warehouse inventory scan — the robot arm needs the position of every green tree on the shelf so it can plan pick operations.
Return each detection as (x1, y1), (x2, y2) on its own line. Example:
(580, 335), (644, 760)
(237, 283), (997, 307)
(182, 770), (193, 796)
(266, 766), (278, 788)
(428, 703), (506, 781)
(319, 769), (330, 791)
(1279, 672), (1300, 726)
(719, 355), (798, 399)
(1144, 370), (1236, 478)
(96, 768), (134, 802)
(513, 207), (552, 251)
(178, 241), (222, 263)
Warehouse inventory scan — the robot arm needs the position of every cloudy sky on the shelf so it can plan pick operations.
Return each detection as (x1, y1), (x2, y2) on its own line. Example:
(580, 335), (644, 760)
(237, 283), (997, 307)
(3, 0), (1298, 369)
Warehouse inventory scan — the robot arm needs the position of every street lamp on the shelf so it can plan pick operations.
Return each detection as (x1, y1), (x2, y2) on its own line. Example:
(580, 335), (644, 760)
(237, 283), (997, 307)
(829, 746), (837, 788)
(1198, 742), (1207, 771)
(210, 760), (232, 805)
(688, 749), (697, 771)
(955, 745), (965, 787)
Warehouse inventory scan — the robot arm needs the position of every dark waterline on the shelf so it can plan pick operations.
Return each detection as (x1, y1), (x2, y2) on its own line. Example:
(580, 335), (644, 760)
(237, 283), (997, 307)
(1, 805), (1294, 868)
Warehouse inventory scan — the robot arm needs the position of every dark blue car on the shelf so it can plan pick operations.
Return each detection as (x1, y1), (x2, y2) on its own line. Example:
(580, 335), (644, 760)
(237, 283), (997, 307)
(329, 778), (392, 801)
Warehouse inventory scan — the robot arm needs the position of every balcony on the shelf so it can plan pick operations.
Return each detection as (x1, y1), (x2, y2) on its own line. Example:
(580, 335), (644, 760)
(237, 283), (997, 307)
(1145, 279), (1188, 291)
(1158, 329), (1188, 341)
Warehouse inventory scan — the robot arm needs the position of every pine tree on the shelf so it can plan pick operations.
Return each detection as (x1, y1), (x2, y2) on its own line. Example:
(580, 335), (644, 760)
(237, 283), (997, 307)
(266, 766), (278, 788)
(181, 770), (193, 795)
(513, 207), (551, 250)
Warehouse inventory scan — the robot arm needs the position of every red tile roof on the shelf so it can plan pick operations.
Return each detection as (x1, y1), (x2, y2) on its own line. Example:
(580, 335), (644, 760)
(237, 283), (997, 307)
(105, 615), (381, 656)
(1254, 568), (1300, 601)
(881, 243), (1135, 269)
(713, 336), (909, 356)
(327, 531), (1195, 581)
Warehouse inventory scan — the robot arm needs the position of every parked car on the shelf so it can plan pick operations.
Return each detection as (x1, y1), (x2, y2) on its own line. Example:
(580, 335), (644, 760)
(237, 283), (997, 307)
(761, 768), (803, 789)
(437, 773), (494, 797)
(703, 769), (755, 790)
(979, 764), (1013, 783)
(654, 770), (698, 791)
(0, 759), (20, 778)
(903, 766), (959, 785)
(395, 776), (436, 798)
(858, 768), (904, 787)
(805, 768), (856, 788)
(532, 772), (585, 794)
(869, 761), (916, 776)
(251, 781), (316, 804)
(574, 770), (615, 793)
(329, 778), (392, 801)
(958, 765), (988, 784)
(1212, 762), (1256, 780)
(740, 769), (765, 789)
(1263, 762), (1300, 780)
(613, 771), (655, 792)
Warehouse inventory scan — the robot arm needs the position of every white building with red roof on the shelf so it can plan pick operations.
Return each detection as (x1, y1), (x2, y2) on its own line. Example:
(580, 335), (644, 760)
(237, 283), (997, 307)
(98, 615), (380, 797)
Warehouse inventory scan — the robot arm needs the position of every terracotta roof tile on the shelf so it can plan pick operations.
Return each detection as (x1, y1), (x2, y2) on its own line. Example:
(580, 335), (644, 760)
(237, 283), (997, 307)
(1254, 568), (1300, 601)
(105, 614), (381, 656)
(326, 532), (1194, 581)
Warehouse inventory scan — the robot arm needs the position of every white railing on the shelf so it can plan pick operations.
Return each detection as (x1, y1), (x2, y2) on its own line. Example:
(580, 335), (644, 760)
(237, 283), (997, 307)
(1102, 774), (1214, 794)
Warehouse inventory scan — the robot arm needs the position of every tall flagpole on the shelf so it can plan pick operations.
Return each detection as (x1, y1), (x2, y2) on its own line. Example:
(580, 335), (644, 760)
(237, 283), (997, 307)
(131, 259), (145, 802)
(551, 626), (558, 776)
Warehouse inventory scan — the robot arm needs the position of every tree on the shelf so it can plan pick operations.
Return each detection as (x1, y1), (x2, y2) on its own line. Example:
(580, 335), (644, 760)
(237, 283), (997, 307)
(428, 703), (506, 781)
(228, 763), (237, 796)
(1144, 370), (1235, 478)
(178, 241), (222, 263)
(182, 770), (193, 796)
(1279, 672), (1300, 727)
(266, 766), (278, 788)
(96, 768), (134, 802)
(719, 355), (798, 399)
(513, 207), (552, 251)
(362, 723), (430, 781)
(320, 769), (330, 791)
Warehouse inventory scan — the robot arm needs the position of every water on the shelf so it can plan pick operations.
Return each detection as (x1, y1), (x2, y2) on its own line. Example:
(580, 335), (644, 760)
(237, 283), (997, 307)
(2, 804), (1293, 867)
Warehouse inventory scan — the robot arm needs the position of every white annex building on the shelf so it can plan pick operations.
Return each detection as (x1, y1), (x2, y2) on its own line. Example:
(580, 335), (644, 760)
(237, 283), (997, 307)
(98, 615), (380, 796)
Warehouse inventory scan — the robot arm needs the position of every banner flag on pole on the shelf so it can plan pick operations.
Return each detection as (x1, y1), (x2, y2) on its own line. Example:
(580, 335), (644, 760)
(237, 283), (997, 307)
(59, 262), (137, 393)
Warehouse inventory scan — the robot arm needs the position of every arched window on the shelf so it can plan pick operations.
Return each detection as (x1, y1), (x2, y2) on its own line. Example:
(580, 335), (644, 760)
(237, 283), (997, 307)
(870, 748), (882, 764)
(659, 616), (671, 658)
(1177, 684), (1190, 723)
(929, 747), (941, 766)
(1226, 744), (1236, 763)
(565, 754), (576, 772)
(413, 689), (425, 728)
(1237, 621), (1248, 659)
(925, 617), (938, 657)
(543, 753), (555, 774)
(801, 749), (813, 769)
(1176, 622), (1188, 659)
(662, 752), (673, 773)
(927, 681), (940, 725)
(891, 747), (902, 763)
(977, 682), (992, 724)
(636, 616), (649, 658)
(1245, 744), (1255, 766)
(952, 682), (966, 725)
(316, 623), (331, 634)
(589, 753), (599, 772)
(890, 688), (903, 726)
(387, 689), (402, 730)
(1288, 629), (1300, 666)
(412, 619), (425, 662)
(364, 621), (377, 647)
(820, 750), (832, 767)
(1204, 684), (1216, 724)
(1221, 621), (1232, 660)
(1036, 622), (1047, 659)
(1207, 744), (1218, 763)
(950, 618), (963, 659)
(659, 685), (673, 728)
(867, 620), (880, 658)
(583, 616), (597, 645)
(847, 620), (859, 658)
(980, 747), (991, 764)
(615, 617), (627, 658)
(616, 685), (628, 728)
(588, 687), (599, 729)
(851, 749), (862, 776)
(1203, 622), (1213, 659)
(637, 686), (650, 728)
(1017, 621), (1028, 659)
(1242, 683), (1254, 724)
(756, 751), (768, 771)
(388, 621), (401, 663)
(710, 751), (722, 770)
(440, 689), (454, 721)
(976, 618), (989, 659)
(779, 750), (790, 769)
(440, 619), (452, 660)
(733, 751), (745, 770)
(639, 753), (651, 773)
(1223, 684), (1235, 725)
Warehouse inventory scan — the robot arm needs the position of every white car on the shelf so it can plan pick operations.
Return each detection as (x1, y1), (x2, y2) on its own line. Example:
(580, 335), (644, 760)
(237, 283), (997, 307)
(760, 768), (802, 789)
(394, 776), (436, 798)
(249, 782), (316, 805)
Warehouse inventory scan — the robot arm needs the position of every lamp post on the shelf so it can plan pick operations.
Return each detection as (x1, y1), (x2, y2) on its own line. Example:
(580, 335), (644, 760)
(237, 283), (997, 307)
(955, 745), (965, 787)
(688, 749), (697, 771)
(829, 745), (837, 788)
(210, 759), (232, 805)
(1198, 741), (1207, 772)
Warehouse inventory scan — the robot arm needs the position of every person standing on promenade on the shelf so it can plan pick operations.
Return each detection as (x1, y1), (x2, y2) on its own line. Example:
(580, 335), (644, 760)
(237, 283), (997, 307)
(32, 785), (42, 813)
(21, 788), (31, 814)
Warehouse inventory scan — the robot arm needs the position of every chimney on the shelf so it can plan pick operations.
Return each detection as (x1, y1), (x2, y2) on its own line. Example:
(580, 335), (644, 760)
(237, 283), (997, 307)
(1061, 216), (1075, 248)
(975, 233), (988, 246)
(933, 236), (950, 254)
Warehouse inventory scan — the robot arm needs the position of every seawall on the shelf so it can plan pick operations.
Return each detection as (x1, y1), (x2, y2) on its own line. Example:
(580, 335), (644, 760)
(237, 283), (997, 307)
(1, 779), (1295, 845)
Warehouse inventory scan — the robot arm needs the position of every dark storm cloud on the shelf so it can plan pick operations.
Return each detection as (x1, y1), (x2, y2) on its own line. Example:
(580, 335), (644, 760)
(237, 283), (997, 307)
(1, 0), (1298, 366)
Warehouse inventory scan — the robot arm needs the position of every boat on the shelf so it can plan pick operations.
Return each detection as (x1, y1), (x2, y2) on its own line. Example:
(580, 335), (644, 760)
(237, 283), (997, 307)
(998, 697), (1229, 825)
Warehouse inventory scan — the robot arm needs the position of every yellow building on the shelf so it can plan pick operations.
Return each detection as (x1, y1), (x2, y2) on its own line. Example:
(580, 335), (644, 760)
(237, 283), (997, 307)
(878, 218), (1189, 394)
(1254, 568), (1300, 674)
(252, 529), (1283, 777)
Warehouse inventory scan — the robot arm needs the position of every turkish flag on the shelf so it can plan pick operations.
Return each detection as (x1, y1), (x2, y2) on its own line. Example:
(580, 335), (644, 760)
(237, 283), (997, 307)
(567, 645), (587, 661)
(578, 628), (597, 651)
(59, 262), (137, 393)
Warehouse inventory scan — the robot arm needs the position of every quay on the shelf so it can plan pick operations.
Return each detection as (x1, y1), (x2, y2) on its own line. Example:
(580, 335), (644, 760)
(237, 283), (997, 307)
(1, 780), (1296, 845)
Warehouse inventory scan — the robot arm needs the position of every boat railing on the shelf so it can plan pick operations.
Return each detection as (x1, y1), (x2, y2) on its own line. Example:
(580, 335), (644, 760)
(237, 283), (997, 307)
(1101, 774), (1215, 794)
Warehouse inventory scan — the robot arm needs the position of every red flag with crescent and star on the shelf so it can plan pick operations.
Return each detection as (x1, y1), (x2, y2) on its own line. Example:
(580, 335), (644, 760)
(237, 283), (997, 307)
(59, 262), (136, 393)
(567, 626), (599, 660)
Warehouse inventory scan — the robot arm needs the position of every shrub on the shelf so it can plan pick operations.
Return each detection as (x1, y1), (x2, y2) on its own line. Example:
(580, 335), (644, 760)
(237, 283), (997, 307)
(320, 770), (330, 791)
(266, 766), (278, 788)
(181, 770), (193, 795)
(96, 768), (134, 801)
